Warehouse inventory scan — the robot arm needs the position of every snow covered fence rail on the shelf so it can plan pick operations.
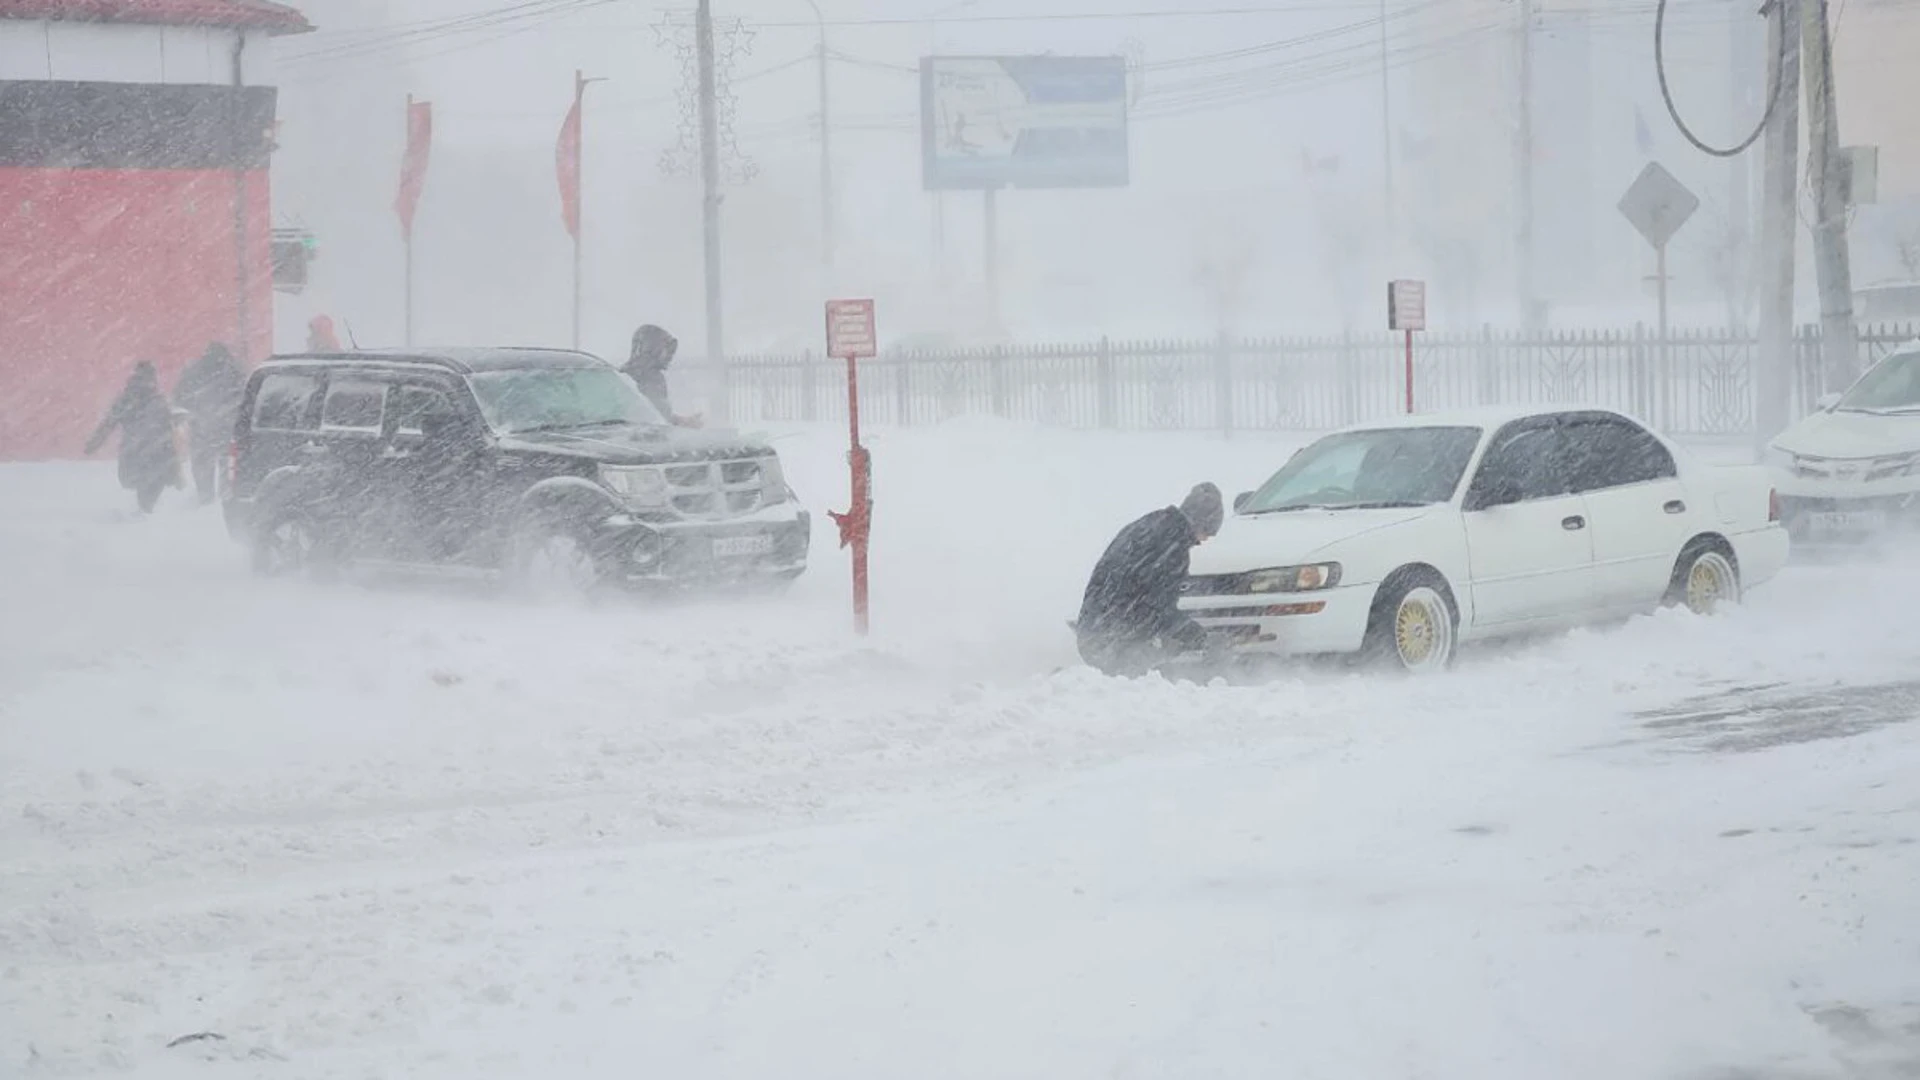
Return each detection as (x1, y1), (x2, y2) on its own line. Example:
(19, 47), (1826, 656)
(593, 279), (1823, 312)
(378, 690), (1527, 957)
(687, 323), (1920, 438)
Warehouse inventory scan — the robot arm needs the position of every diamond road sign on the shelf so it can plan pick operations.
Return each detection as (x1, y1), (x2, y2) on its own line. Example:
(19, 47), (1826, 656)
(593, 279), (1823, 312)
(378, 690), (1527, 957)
(1618, 161), (1699, 250)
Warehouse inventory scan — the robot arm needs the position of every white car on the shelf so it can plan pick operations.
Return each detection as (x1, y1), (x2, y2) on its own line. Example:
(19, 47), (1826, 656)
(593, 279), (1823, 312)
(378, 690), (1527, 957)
(1765, 342), (1920, 543)
(1181, 406), (1789, 673)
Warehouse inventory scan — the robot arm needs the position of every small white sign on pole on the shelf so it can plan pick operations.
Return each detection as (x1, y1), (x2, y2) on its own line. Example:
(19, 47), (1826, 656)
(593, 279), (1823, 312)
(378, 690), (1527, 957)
(825, 298), (878, 359)
(1387, 279), (1426, 332)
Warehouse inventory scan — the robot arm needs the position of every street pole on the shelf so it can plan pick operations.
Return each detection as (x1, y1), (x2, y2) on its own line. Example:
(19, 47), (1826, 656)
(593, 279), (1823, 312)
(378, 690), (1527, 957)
(230, 33), (251, 361)
(404, 91), (415, 348)
(983, 186), (998, 324)
(1379, 0), (1395, 244)
(1516, 0), (1537, 329)
(807, 0), (833, 272)
(1729, 1), (1759, 331)
(571, 70), (584, 351)
(696, 0), (726, 380)
(1757, 0), (1800, 450)
(1801, 0), (1857, 391)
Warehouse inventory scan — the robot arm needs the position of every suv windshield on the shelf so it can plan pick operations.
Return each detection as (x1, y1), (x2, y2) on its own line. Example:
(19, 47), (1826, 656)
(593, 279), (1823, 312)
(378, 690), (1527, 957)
(1240, 425), (1482, 513)
(1836, 350), (1920, 413)
(469, 366), (665, 433)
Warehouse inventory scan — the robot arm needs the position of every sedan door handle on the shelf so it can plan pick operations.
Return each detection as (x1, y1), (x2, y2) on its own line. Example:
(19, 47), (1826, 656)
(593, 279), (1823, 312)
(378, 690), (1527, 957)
(1663, 499), (1686, 514)
(1562, 515), (1586, 530)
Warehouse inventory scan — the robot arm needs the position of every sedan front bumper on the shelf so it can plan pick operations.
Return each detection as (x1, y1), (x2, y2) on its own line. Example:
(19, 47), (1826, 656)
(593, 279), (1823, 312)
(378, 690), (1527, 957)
(1179, 582), (1376, 657)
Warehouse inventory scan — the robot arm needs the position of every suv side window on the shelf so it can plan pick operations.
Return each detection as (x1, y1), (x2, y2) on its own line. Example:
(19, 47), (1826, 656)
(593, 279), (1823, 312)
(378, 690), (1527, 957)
(1564, 416), (1677, 493)
(320, 379), (387, 434)
(1468, 421), (1575, 506)
(252, 372), (320, 432)
(391, 383), (453, 436)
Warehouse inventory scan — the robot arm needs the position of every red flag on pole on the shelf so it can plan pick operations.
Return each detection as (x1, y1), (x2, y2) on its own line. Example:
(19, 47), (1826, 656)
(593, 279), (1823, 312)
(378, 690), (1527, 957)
(556, 79), (583, 240)
(395, 97), (433, 237)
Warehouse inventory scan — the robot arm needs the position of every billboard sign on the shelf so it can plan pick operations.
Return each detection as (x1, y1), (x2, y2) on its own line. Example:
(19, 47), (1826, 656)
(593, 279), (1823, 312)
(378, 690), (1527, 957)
(920, 55), (1129, 191)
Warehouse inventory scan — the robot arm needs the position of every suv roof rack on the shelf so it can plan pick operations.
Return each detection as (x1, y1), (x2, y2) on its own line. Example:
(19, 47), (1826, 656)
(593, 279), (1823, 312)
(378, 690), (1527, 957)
(262, 347), (608, 375)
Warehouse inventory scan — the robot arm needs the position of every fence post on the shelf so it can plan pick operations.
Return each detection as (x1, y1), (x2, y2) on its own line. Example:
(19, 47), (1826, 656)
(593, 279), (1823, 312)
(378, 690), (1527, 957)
(896, 353), (913, 427)
(801, 350), (818, 423)
(1339, 329), (1356, 426)
(1477, 324), (1495, 407)
(1629, 323), (1648, 421)
(990, 346), (1009, 418)
(1096, 336), (1116, 429)
(1214, 332), (1234, 439)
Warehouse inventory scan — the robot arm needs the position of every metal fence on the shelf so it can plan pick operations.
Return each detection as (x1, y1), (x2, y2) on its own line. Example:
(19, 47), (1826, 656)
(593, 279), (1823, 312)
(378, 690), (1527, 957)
(689, 324), (1920, 438)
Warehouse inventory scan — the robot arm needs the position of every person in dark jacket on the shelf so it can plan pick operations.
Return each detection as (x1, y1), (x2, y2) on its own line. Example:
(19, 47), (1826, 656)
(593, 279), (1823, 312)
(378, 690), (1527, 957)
(85, 361), (180, 514)
(1075, 482), (1226, 676)
(172, 342), (246, 503)
(620, 324), (702, 427)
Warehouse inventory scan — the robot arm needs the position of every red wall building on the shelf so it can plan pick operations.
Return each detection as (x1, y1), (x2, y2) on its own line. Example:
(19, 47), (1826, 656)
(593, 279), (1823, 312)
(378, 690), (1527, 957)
(0, 0), (309, 460)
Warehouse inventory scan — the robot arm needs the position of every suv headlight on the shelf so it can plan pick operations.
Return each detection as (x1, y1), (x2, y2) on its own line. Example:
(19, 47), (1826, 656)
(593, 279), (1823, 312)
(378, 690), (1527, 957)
(600, 465), (668, 508)
(1247, 563), (1342, 593)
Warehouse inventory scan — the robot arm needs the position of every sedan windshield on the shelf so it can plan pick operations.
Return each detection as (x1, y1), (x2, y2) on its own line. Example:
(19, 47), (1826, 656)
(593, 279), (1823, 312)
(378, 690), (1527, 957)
(1240, 426), (1483, 514)
(1836, 350), (1920, 413)
(468, 366), (665, 434)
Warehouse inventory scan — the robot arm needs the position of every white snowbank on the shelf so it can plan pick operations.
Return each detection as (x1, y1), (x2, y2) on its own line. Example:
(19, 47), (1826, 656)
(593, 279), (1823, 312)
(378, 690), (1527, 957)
(5, 422), (1920, 1078)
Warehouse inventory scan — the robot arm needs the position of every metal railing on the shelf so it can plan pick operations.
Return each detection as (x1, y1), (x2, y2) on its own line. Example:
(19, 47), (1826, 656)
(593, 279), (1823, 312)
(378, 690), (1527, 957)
(687, 324), (1920, 437)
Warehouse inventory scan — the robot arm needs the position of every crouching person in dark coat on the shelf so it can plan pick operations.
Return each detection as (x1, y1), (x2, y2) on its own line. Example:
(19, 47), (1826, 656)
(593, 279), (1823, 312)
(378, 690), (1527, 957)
(1075, 482), (1226, 676)
(173, 342), (246, 504)
(85, 361), (180, 514)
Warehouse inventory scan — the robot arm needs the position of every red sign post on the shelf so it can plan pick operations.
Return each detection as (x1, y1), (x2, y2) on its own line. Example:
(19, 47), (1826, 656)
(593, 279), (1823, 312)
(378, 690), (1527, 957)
(825, 299), (878, 634)
(1387, 279), (1427, 414)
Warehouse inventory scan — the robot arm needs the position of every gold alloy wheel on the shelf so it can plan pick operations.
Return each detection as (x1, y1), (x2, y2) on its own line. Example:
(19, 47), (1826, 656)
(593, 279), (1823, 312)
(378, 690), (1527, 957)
(1683, 550), (1739, 615)
(1391, 585), (1455, 672)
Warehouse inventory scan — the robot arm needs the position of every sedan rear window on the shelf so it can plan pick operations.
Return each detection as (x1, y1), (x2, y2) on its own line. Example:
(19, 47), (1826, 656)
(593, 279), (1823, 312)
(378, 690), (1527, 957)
(1240, 426), (1483, 514)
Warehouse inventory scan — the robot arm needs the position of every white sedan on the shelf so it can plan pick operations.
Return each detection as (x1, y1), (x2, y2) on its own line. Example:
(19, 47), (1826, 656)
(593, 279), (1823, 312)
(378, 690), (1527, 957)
(1180, 406), (1790, 673)
(1765, 341), (1920, 544)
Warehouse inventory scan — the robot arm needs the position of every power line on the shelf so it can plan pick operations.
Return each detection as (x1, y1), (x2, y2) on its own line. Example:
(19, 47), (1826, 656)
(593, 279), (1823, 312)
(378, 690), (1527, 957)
(1653, 0), (1784, 157)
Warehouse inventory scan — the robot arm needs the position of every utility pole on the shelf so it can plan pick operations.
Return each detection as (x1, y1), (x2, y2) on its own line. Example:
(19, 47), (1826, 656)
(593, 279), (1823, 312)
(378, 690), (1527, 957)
(1757, 0), (1800, 450)
(1515, 0), (1537, 329)
(696, 0), (725, 369)
(806, 0), (833, 271)
(1728, 1), (1760, 331)
(983, 187), (998, 324)
(1800, 0), (1857, 391)
(1378, 0), (1395, 243)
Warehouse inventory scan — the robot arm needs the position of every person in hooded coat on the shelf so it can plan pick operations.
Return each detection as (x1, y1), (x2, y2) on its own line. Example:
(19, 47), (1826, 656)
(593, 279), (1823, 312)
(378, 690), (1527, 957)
(307, 314), (342, 352)
(620, 324), (702, 427)
(172, 342), (247, 504)
(85, 361), (180, 514)
(1074, 482), (1226, 676)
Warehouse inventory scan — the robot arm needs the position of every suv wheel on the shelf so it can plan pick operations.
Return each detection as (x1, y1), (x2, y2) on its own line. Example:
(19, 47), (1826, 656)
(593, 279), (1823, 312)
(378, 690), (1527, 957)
(252, 513), (340, 581)
(511, 516), (608, 602)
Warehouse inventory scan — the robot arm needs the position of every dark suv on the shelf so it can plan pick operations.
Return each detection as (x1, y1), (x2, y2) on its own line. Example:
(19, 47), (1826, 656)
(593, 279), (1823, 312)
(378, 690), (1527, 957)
(223, 348), (810, 590)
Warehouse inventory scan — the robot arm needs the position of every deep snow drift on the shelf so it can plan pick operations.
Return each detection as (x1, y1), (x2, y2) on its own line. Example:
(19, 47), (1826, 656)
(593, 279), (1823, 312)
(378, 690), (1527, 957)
(6, 421), (1920, 1079)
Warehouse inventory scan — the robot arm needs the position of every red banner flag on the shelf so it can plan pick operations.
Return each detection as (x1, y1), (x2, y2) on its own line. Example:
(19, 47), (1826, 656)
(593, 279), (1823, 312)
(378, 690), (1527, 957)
(556, 85), (582, 240)
(395, 97), (432, 237)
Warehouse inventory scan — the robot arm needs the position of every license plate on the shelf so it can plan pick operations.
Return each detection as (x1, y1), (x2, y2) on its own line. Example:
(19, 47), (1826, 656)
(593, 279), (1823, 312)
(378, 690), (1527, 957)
(712, 534), (774, 558)
(1806, 510), (1886, 533)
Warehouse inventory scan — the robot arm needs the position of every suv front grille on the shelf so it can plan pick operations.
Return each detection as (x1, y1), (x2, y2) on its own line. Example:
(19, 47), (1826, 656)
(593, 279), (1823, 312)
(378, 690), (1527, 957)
(665, 458), (769, 520)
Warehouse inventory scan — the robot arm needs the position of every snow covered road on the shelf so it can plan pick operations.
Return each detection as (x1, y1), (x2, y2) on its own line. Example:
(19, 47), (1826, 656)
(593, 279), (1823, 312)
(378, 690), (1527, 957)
(6, 422), (1920, 1078)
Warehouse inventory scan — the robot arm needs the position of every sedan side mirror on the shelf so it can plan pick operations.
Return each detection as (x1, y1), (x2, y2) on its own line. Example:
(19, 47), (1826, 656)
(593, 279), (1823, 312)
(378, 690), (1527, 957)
(1233, 491), (1253, 513)
(1815, 391), (1842, 412)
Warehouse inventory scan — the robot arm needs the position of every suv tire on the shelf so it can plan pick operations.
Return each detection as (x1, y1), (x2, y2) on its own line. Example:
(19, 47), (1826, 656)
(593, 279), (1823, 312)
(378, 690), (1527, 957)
(252, 511), (342, 581)
(509, 513), (610, 603)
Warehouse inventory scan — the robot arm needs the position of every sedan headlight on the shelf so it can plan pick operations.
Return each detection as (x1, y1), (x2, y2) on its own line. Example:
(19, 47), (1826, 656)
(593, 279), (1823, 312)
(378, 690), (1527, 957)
(1762, 444), (1795, 473)
(1247, 563), (1342, 593)
(600, 465), (669, 508)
